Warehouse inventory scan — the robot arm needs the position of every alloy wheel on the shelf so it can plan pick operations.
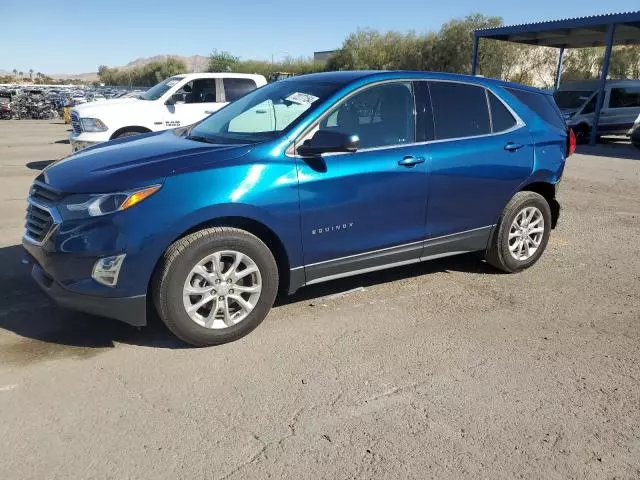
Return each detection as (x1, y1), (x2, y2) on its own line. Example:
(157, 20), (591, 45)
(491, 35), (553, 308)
(508, 206), (545, 261)
(182, 250), (262, 329)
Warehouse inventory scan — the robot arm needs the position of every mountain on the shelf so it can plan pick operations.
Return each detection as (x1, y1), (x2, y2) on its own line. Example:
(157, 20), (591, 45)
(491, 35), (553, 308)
(0, 54), (210, 81)
(120, 55), (209, 72)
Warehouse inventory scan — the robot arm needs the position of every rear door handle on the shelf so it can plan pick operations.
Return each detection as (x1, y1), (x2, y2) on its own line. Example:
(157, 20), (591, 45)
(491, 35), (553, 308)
(504, 142), (524, 152)
(204, 110), (215, 114)
(398, 156), (425, 167)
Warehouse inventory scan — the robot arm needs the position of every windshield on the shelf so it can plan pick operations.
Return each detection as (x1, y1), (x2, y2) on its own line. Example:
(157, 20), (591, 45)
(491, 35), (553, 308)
(553, 90), (594, 110)
(188, 80), (343, 144)
(139, 76), (185, 101)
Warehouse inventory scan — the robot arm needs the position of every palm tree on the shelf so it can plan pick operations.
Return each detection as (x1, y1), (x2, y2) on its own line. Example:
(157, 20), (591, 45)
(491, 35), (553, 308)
(12, 69), (17, 80)
(29, 69), (33, 81)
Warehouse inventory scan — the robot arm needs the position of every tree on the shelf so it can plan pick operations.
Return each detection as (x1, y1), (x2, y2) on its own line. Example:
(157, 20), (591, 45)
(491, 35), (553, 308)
(18, 71), (23, 79)
(326, 14), (508, 77)
(12, 69), (17, 79)
(29, 69), (33, 81)
(97, 58), (187, 86)
(207, 50), (240, 72)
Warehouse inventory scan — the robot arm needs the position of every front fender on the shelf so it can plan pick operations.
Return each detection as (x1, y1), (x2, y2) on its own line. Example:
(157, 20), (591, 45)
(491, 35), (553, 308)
(134, 161), (303, 293)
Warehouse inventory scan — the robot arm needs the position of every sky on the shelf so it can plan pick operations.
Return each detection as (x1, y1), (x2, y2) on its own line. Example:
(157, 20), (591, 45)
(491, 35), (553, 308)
(3, 0), (639, 74)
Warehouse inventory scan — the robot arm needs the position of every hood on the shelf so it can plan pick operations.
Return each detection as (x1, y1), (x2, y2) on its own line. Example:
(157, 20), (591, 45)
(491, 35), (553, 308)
(72, 97), (141, 117)
(42, 131), (253, 193)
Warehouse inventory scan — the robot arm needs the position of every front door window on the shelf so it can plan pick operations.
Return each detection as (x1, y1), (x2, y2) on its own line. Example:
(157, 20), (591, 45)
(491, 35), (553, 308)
(319, 82), (416, 149)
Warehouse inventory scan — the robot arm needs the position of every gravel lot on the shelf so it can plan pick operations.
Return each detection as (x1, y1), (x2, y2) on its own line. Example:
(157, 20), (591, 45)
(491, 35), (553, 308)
(0, 120), (638, 479)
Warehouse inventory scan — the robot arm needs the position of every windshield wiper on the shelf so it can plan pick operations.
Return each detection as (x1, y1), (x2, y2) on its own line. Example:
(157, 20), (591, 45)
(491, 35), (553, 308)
(186, 134), (218, 144)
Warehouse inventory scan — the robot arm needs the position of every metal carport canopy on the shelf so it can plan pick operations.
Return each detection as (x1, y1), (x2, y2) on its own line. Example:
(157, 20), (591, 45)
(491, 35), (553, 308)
(471, 11), (640, 144)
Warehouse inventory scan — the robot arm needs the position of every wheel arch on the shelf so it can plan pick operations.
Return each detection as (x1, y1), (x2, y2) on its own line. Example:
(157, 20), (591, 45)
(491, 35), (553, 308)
(110, 125), (152, 140)
(148, 215), (295, 298)
(520, 181), (560, 228)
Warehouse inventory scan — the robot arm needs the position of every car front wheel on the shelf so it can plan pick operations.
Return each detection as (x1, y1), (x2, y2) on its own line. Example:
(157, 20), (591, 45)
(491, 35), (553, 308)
(153, 227), (279, 346)
(486, 191), (552, 273)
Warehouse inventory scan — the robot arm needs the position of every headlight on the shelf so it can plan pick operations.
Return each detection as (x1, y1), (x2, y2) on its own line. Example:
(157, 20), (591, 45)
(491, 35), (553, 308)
(80, 117), (108, 132)
(62, 185), (161, 219)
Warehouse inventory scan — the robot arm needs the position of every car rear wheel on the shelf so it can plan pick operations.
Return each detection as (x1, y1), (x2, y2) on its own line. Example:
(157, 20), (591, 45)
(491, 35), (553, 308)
(485, 191), (552, 273)
(153, 227), (279, 346)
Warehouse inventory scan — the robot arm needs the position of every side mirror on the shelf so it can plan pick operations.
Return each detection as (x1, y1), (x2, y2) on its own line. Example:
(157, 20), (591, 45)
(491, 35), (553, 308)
(165, 94), (183, 106)
(297, 130), (359, 157)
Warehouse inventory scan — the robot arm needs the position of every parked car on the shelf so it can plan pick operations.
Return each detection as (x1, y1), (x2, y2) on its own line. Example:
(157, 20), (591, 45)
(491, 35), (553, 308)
(554, 79), (640, 142)
(69, 73), (267, 153)
(23, 71), (573, 346)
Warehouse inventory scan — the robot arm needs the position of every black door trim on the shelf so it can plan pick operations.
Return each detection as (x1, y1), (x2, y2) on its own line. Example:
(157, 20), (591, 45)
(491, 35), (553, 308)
(301, 225), (494, 287)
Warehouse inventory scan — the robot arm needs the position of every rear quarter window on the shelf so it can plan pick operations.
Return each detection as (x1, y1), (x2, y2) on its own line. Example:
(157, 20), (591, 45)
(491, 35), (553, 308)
(224, 78), (258, 102)
(506, 87), (565, 130)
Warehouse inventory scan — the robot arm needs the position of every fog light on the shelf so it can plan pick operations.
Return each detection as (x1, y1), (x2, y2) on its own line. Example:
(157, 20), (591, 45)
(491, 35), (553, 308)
(92, 254), (126, 287)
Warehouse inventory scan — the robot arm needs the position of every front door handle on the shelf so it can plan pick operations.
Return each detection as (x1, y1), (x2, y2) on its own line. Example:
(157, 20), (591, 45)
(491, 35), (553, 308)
(204, 110), (216, 114)
(398, 156), (425, 167)
(504, 142), (524, 152)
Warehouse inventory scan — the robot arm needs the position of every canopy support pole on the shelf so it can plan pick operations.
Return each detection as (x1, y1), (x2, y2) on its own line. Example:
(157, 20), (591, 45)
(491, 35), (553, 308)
(471, 35), (479, 75)
(591, 24), (616, 145)
(554, 47), (565, 90)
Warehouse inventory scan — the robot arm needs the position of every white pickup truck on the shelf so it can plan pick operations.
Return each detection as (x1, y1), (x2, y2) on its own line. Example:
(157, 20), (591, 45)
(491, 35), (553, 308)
(69, 72), (267, 152)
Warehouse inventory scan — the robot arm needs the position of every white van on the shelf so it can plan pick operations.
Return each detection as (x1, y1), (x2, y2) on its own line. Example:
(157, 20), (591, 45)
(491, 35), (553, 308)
(554, 79), (640, 141)
(69, 73), (267, 152)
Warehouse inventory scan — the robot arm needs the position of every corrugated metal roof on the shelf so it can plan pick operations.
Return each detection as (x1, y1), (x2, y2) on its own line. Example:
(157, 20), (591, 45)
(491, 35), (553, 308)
(475, 11), (640, 48)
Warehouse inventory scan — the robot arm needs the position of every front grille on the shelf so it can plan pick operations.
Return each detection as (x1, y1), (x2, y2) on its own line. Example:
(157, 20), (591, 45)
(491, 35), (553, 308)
(25, 203), (54, 243)
(30, 181), (64, 204)
(71, 111), (82, 134)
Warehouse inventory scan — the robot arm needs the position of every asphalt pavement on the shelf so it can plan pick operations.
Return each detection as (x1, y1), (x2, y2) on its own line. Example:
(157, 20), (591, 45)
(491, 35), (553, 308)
(0, 121), (638, 479)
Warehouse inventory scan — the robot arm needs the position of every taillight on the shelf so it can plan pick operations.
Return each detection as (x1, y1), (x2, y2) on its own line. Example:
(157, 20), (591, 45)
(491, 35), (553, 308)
(567, 128), (576, 157)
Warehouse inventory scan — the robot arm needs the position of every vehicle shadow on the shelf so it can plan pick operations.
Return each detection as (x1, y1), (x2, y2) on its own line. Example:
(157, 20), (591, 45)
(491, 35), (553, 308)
(278, 252), (498, 306)
(54, 139), (70, 145)
(576, 139), (640, 161)
(0, 244), (499, 357)
(26, 160), (56, 171)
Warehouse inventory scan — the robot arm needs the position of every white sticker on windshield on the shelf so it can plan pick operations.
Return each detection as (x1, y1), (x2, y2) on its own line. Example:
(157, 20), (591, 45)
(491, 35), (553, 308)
(166, 80), (179, 87)
(285, 92), (319, 105)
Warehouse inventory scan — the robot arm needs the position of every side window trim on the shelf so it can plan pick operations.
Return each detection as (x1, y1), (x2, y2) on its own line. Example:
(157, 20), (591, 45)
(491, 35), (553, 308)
(287, 79), (527, 157)
(485, 89), (494, 133)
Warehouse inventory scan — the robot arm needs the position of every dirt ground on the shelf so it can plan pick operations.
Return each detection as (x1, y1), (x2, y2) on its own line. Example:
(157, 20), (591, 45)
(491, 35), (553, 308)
(0, 120), (638, 479)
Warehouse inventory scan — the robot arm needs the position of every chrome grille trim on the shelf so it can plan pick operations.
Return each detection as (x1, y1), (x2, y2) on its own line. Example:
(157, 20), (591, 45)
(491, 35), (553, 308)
(24, 198), (61, 246)
(30, 180), (65, 204)
(71, 110), (82, 134)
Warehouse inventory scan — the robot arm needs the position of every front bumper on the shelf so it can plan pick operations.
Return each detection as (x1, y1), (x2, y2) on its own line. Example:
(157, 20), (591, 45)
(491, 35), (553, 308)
(69, 136), (100, 153)
(26, 252), (147, 326)
(69, 131), (111, 153)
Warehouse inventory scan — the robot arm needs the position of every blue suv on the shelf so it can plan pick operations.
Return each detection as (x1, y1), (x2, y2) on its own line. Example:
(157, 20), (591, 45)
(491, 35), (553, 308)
(23, 71), (573, 346)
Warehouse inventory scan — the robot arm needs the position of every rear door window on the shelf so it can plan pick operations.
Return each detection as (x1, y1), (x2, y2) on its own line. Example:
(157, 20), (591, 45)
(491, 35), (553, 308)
(487, 92), (517, 132)
(506, 87), (565, 129)
(429, 82), (490, 140)
(609, 87), (640, 108)
(223, 78), (257, 102)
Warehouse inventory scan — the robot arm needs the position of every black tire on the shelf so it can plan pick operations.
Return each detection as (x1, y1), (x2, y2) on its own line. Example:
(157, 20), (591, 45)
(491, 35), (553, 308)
(152, 227), (279, 347)
(485, 191), (552, 273)
(574, 123), (590, 144)
(114, 130), (144, 139)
